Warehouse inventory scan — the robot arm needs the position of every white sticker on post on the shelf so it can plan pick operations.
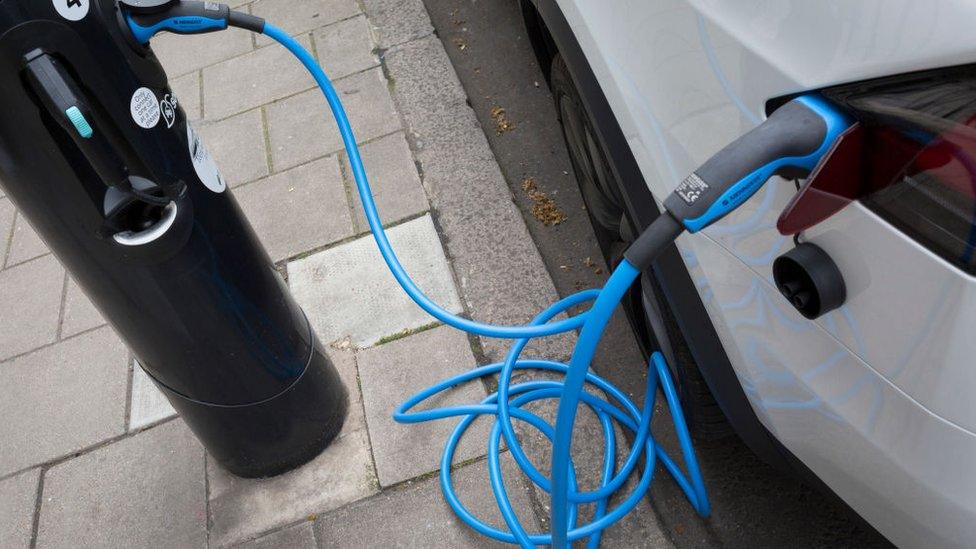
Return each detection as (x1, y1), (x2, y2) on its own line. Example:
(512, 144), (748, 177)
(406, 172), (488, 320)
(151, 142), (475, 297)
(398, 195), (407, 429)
(187, 125), (227, 193)
(160, 94), (177, 129)
(130, 87), (161, 129)
(53, 0), (89, 21)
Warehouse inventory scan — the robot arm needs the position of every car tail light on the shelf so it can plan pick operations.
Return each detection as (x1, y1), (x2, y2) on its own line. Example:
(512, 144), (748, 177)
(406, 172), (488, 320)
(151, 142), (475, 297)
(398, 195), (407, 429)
(777, 67), (976, 274)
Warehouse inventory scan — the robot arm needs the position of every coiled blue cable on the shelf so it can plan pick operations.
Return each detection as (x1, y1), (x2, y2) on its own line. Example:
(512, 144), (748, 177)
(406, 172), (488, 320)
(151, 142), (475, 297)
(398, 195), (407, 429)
(263, 22), (710, 547)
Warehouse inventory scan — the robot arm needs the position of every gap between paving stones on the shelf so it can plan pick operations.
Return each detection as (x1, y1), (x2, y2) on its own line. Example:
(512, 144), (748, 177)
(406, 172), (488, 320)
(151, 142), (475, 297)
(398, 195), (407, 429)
(278, 209), (433, 276)
(0, 415), (180, 487)
(0, 322), (106, 370)
(198, 60), (383, 127)
(230, 128), (405, 193)
(53, 272), (69, 341)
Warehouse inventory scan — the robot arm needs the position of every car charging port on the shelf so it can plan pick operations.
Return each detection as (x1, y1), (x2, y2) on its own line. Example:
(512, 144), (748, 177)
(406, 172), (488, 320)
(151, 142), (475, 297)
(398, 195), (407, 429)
(773, 243), (846, 319)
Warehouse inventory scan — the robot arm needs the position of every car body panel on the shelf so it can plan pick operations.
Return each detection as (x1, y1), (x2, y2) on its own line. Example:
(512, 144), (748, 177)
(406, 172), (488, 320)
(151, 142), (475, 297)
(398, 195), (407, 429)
(683, 227), (976, 549)
(553, 0), (976, 545)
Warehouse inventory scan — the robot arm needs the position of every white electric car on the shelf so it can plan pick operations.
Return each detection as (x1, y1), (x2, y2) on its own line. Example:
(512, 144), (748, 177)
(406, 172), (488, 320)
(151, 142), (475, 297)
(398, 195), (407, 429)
(517, 1), (976, 546)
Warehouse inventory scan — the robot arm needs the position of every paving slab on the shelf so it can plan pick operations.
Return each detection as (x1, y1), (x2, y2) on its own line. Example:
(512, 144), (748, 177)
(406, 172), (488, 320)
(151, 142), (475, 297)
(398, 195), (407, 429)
(0, 197), (14, 262)
(154, 26), (254, 78)
(385, 39), (573, 362)
(316, 456), (540, 547)
(266, 67), (400, 171)
(384, 35), (467, 119)
(288, 214), (462, 347)
(170, 72), (202, 121)
(312, 15), (379, 78)
(61, 276), (105, 339)
(0, 255), (65, 362)
(208, 429), (376, 547)
(251, 0), (359, 33)
(36, 420), (207, 549)
(0, 468), (40, 549)
(342, 131), (429, 231)
(0, 326), (128, 476)
(234, 156), (353, 262)
(361, 0), (434, 49)
(5, 212), (48, 268)
(237, 521), (316, 549)
(198, 109), (270, 187)
(130, 361), (178, 432)
(252, 0), (360, 46)
(203, 35), (315, 120)
(357, 326), (489, 487)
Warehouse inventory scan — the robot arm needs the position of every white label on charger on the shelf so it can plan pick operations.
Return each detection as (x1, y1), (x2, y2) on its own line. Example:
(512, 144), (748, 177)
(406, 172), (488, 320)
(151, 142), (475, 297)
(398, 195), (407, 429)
(160, 94), (178, 129)
(675, 173), (710, 205)
(53, 0), (89, 21)
(130, 88), (161, 129)
(187, 125), (227, 193)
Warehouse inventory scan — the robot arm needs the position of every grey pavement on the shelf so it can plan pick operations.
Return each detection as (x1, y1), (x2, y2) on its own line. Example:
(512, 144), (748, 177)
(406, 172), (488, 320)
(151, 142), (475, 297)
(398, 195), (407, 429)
(130, 361), (177, 432)
(0, 469), (39, 548)
(61, 276), (105, 338)
(357, 326), (490, 487)
(289, 214), (463, 348)
(36, 420), (207, 549)
(0, 327), (128, 476)
(238, 522), (316, 549)
(0, 1), (660, 547)
(208, 429), (375, 546)
(316, 456), (541, 548)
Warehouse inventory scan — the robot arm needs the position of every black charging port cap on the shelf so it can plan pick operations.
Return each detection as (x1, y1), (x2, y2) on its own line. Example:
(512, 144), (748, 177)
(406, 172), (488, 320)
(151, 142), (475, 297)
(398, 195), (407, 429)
(773, 243), (846, 320)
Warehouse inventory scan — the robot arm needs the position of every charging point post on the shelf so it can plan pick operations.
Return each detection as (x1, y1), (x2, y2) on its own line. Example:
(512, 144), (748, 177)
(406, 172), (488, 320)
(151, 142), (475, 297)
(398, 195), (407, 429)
(0, 0), (347, 478)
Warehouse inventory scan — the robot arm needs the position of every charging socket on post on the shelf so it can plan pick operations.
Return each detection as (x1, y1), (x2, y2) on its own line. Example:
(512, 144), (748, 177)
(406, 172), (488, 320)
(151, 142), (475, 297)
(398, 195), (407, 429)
(115, 1), (180, 51)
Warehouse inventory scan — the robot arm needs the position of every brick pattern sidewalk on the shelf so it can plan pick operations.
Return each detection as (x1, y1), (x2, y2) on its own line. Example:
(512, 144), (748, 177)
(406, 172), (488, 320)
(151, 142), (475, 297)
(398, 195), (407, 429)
(0, 1), (583, 547)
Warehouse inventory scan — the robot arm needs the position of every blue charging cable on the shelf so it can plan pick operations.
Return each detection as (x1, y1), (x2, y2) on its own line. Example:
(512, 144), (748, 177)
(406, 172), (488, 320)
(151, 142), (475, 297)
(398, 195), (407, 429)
(261, 23), (709, 547)
(130, 3), (852, 545)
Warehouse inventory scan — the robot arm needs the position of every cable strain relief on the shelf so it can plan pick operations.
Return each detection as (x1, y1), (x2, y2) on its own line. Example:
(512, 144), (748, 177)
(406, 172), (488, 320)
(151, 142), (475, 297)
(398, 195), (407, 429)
(624, 212), (684, 271)
(228, 11), (266, 33)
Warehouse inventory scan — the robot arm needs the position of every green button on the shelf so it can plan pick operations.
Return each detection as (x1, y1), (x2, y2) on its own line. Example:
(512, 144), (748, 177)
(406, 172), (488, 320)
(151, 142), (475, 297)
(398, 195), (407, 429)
(65, 106), (93, 139)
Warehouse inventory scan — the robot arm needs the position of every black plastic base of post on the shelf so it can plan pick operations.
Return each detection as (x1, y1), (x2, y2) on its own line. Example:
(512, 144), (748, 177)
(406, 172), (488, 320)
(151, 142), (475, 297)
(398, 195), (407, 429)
(154, 341), (349, 479)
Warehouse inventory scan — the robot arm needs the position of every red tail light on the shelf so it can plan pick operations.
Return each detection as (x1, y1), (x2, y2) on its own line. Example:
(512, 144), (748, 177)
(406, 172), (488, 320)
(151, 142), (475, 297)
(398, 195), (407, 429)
(777, 67), (976, 274)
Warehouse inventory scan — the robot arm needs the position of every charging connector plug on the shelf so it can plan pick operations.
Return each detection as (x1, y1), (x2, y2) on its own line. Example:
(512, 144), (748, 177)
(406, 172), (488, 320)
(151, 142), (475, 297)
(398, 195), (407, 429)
(121, 1), (265, 44)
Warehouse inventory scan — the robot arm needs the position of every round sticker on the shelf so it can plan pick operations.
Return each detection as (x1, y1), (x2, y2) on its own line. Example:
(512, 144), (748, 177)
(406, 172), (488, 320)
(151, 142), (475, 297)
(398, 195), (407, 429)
(130, 88), (161, 129)
(53, 0), (90, 21)
(187, 125), (227, 193)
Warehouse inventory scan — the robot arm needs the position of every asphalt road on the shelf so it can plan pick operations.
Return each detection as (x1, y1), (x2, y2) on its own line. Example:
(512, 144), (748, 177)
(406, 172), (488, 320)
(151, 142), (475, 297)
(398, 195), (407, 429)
(419, 0), (893, 546)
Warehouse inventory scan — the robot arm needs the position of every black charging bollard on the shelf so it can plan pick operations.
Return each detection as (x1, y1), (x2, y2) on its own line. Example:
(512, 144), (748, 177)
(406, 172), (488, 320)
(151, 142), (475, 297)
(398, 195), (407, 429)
(0, 0), (347, 478)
